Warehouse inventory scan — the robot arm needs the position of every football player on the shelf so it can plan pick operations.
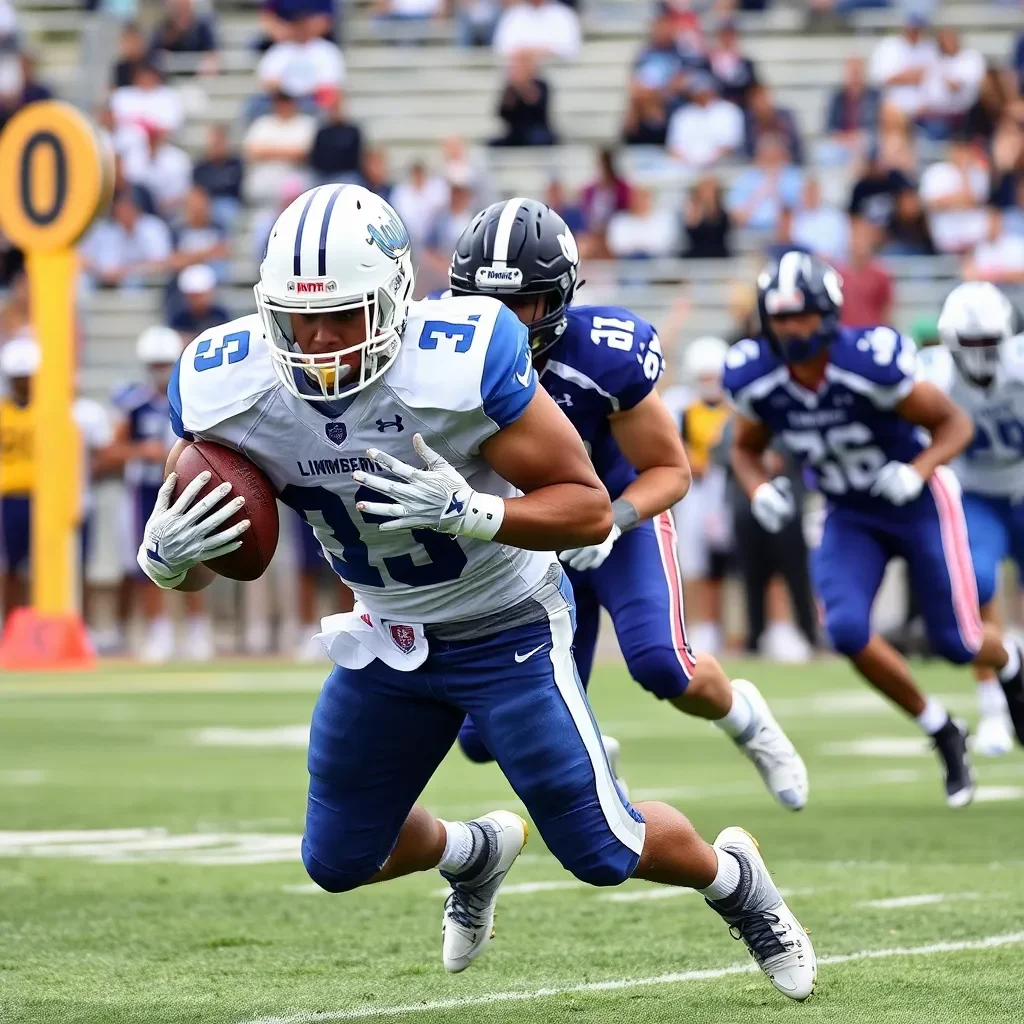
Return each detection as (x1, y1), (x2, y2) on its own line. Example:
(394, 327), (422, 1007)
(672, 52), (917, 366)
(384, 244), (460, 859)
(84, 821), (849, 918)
(725, 251), (1022, 808)
(918, 282), (1024, 754)
(449, 199), (808, 812)
(137, 185), (815, 999)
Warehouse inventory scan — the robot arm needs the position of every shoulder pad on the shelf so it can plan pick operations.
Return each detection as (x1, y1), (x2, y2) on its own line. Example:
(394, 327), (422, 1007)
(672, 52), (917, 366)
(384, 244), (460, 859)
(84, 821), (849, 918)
(828, 326), (916, 409)
(1001, 334), (1024, 383)
(722, 338), (786, 420)
(111, 382), (152, 414)
(916, 345), (955, 394)
(169, 313), (276, 439)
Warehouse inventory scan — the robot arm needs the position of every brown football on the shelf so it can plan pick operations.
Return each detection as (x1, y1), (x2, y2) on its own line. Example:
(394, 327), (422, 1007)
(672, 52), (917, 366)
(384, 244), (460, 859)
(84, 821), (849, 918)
(171, 442), (279, 581)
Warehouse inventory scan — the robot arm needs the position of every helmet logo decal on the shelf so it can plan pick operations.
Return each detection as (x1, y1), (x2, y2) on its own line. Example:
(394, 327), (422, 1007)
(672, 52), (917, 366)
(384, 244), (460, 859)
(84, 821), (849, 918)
(556, 230), (579, 265)
(367, 207), (411, 260)
(475, 266), (523, 289)
(287, 278), (339, 295)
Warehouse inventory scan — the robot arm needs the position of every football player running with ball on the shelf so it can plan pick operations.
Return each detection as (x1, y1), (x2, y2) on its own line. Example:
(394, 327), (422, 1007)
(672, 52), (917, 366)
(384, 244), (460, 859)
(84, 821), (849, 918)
(725, 251), (1023, 809)
(449, 199), (808, 813)
(135, 186), (816, 999)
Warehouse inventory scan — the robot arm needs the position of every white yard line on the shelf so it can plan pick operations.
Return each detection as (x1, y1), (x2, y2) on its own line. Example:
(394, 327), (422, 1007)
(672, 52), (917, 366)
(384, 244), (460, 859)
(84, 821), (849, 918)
(974, 786), (1024, 802)
(860, 893), (982, 909)
(240, 931), (1024, 1024)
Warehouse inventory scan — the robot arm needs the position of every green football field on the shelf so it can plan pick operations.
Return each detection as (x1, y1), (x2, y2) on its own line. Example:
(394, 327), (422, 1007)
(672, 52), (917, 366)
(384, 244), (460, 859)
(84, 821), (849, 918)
(1, 658), (1023, 1024)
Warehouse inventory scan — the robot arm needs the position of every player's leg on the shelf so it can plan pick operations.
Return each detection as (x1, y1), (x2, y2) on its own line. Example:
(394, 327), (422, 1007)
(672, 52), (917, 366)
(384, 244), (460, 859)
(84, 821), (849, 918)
(460, 576), (815, 1000)
(1003, 501), (1024, 744)
(134, 485), (174, 663)
(594, 513), (807, 810)
(0, 495), (30, 622)
(674, 481), (721, 654)
(181, 590), (214, 661)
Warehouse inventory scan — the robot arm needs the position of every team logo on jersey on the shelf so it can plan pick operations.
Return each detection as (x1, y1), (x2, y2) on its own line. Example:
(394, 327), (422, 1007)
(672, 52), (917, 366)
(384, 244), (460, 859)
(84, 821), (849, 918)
(475, 266), (523, 290)
(375, 415), (404, 432)
(367, 208), (411, 261)
(325, 421), (348, 445)
(390, 624), (416, 653)
(287, 278), (338, 295)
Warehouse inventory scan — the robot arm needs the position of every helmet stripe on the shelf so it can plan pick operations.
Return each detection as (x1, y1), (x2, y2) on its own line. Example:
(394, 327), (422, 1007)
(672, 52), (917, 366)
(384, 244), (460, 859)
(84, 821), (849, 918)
(491, 196), (528, 267)
(318, 184), (346, 276)
(293, 189), (318, 276)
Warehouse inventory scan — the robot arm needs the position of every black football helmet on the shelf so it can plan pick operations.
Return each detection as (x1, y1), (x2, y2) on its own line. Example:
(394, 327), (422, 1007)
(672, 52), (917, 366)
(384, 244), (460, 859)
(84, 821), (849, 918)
(449, 198), (580, 357)
(756, 250), (844, 363)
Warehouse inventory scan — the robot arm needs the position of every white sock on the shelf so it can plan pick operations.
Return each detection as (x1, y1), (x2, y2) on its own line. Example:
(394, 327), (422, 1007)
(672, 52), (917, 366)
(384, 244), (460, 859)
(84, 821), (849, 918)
(915, 697), (949, 736)
(998, 641), (1021, 683)
(714, 684), (754, 739)
(437, 820), (477, 874)
(698, 846), (742, 901)
(978, 678), (1010, 718)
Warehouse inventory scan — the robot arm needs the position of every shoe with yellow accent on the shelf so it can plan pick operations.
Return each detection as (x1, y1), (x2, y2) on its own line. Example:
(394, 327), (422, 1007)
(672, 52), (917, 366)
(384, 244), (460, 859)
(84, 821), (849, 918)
(704, 826), (816, 1001)
(441, 810), (528, 973)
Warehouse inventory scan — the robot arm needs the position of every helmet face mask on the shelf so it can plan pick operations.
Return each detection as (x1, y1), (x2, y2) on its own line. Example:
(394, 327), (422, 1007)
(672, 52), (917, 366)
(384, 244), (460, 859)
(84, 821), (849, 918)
(938, 281), (1016, 390)
(757, 252), (843, 364)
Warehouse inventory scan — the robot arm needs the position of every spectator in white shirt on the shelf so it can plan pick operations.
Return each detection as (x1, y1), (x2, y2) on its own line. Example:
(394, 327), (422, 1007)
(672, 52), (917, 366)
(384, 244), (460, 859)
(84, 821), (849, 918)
(868, 12), (938, 118)
(389, 160), (450, 252)
(123, 126), (194, 219)
(110, 60), (185, 135)
(919, 135), (991, 253)
(243, 90), (317, 207)
(257, 13), (345, 113)
(666, 73), (743, 169)
(79, 192), (172, 289)
(963, 209), (1024, 285)
(790, 175), (850, 264)
(606, 187), (679, 259)
(493, 0), (581, 62)
(920, 27), (985, 131)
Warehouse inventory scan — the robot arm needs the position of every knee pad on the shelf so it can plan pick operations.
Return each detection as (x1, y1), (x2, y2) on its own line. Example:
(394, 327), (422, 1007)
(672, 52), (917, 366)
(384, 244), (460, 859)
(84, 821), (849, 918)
(625, 645), (691, 700)
(824, 611), (871, 657)
(301, 838), (379, 894)
(457, 718), (495, 764)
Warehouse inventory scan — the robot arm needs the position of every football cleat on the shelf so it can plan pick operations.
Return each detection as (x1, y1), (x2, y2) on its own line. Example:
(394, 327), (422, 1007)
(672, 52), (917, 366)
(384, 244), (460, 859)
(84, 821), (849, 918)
(441, 810), (528, 973)
(730, 679), (809, 811)
(933, 718), (975, 808)
(974, 713), (1014, 758)
(999, 646), (1024, 747)
(602, 734), (629, 799)
(705, 826), (816, 1001)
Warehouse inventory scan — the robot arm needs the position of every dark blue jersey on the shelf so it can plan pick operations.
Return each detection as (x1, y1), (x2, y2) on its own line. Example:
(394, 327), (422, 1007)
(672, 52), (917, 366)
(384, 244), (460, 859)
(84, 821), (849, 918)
(112, 383), (174, 488)
(724, 325), (924, 515)
(539, 305), (664, 500)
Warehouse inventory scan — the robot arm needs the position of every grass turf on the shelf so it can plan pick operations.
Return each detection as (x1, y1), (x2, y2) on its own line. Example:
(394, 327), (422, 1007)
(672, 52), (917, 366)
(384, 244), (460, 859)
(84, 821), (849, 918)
(0, 658), (1023, 1023)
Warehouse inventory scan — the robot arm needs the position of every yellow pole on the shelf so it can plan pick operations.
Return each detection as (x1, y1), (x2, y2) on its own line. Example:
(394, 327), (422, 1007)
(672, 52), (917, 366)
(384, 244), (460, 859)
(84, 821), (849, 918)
(26, 248), (81, 615)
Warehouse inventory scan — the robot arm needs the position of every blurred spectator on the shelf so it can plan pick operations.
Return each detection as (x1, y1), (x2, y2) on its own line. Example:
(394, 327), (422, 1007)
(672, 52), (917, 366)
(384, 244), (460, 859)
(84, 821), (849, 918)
(743, 83), (803, 166)
(252, 175), (309, 264)
(882, 187), (935, 255)
(963, 209), (1024, 285)
(390, 161), (449, 252)
(168, 186), (230, 282)
(632, 10), (688, 100)
(169, 265), (231, 342)
(666, 72), (743, 169)
(876, 102), (919, 178)
(150, 0), (218, 70)
(491, 51), (555, 147)
(607, 187), (678, 259)
(0, 231), (22, 291)
(919, 134), (990, 254)
(838, 219), (893, 327)
(707, 18), (757, 109)
(441, 136), (492, 208)
(0, 1), (18, 50)
(421, 169), (477, 285)
(456, 0), (502, 47)
(96, 104), (149, 185)
(579, 149), (631, 245)
(80, 192), (172, 289)
(493, 0), (581, 62)
(309, 92), (363, 183)
(724, 280), (759, 343)
(192, 124), (245, 231)
(112, 22), (147, 89)
(256, 13), (345, 115)
(543, 178), (585, 236)
(0, 53), (52, 135)
(374, 0), (447, 35)
(791, 176), (849, 263)
(728, 133), (803, 232)
(765, 206), (800, 263)
(258, 0), (335, 50)
(868, 12), (937, 118)
(0, 270), (29, 347)
(110, 150), (158, 218)
(242, 90), (316, 207)
(919, 27), (984, 139)
(361, 146), (394, 203)
(111, 59), (185, 135)
(966, 69), (1014, 143)
(659, 1), (705, 67)
(1015, 31), (1024, 95)
(124, 126), (193, 219)
(683, 176), (731, 259)
(622, 83), (670, 147)
(825, 57), (880, 148)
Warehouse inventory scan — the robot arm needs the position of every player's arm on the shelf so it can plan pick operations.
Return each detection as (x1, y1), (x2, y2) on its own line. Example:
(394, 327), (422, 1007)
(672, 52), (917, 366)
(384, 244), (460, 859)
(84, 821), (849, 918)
(608, 390), (692, 522)
(731, 413), (797, 534)
(896, 381), (974, 481)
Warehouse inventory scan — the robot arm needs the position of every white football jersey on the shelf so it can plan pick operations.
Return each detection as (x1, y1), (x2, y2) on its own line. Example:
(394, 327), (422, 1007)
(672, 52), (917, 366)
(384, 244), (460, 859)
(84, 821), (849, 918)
(170, 295), (556, 623)
(917, 337), (1024, 497)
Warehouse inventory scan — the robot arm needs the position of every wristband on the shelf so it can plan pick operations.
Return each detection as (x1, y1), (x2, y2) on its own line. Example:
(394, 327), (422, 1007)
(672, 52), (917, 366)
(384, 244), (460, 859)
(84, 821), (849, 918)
(612, 498), (639, 533)
(459, 490), (505, 541)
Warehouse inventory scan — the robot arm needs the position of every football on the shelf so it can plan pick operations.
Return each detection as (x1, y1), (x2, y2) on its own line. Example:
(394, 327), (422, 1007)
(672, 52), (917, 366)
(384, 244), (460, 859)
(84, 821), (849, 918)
(171, 441), (279, 581)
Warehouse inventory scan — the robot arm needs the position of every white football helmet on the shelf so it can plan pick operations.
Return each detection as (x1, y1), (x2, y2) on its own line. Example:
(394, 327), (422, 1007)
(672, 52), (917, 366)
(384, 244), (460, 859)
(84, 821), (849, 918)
(938, 281), (1016, 387)
(683, 336), (729, 401)
(136, 326), (184, 366)
(254, 183), (415, 401)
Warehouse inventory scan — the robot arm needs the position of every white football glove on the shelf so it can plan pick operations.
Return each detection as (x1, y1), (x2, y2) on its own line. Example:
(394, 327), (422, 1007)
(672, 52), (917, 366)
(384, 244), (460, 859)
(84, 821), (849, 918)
(353, 433), (505, 541)
(137, 471), (250, 589)
(751, 477), (796, 534)
(559, 524), (622, 572)
(870, 461), (924, 506)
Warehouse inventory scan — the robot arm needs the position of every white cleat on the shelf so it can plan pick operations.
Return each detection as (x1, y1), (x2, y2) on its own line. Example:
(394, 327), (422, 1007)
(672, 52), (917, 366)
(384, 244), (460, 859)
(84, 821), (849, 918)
(705, 826), (817, 1002)
(974, 714), (1015, 758)
(730, 679), (809, 811)
(601, 734), (629, 800)
(441, 810), (528, 973)
(140, 618), (174, 664)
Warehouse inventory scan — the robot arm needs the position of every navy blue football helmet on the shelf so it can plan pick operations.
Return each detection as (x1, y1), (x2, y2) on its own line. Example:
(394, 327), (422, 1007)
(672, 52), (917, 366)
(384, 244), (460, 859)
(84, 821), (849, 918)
(756, 251), (844, 363)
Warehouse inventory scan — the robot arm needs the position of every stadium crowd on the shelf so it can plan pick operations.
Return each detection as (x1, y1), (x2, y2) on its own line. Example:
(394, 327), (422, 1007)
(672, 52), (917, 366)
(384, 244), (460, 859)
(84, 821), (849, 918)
(1, 0), (1023, 660)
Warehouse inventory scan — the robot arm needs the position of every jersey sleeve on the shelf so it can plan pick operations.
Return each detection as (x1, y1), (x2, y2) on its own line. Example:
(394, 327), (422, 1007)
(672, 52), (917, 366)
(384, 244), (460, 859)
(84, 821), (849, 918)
(722, 338), (783, 421)
(480, 302), (536, 430)
(832, 327), (917, 409)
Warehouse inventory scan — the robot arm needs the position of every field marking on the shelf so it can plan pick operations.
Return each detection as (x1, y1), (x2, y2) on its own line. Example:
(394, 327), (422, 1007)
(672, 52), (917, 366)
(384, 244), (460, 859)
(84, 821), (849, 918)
(191, 726), (310, 748)
(860, 892), (982, 909)
(974, 786), (1024, 802)
(240, 931), (1024, 1024)
(0, 769), (45, 785)
(820, 738), (930, 758)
